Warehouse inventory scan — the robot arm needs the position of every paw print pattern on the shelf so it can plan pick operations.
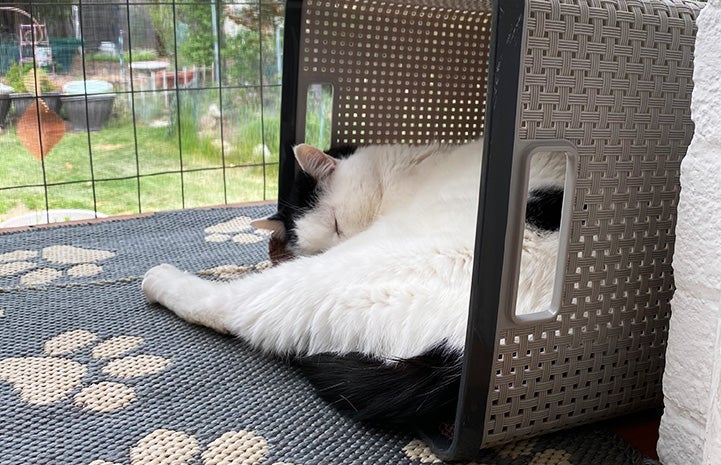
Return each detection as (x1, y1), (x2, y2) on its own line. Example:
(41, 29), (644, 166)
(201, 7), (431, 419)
(402, 440), (443, 464)
(204, 216), (272, 245)
(0, 330), (171, 412)
(200, 216), (274, 279)
(0, 245), (116, 286)
(88, 428), (300, 465)
(403, 438), (573, 465)
(198, 262), (272, 280)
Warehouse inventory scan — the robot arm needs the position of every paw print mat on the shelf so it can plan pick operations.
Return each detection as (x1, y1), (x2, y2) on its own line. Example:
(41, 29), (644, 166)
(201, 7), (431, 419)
(0, 205), (654, 465)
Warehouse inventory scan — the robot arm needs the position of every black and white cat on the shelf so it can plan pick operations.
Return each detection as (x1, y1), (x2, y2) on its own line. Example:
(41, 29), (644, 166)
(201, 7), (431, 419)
(142, 139), (566, 425)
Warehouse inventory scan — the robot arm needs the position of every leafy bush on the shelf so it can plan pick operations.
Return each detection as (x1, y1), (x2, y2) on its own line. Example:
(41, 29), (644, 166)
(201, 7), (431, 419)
(147, 1), (282, 85)
(5, 63), (56, 94)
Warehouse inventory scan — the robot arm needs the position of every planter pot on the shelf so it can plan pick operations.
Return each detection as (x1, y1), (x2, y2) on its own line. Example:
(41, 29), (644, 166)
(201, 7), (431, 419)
(61, 93), (116, 131)
(10, 93), (33, 117)
(40, 92), (63, 114)
(0, 94), (10, 127)
(9, 92), (63, 119)
(62, 80), (114, 95)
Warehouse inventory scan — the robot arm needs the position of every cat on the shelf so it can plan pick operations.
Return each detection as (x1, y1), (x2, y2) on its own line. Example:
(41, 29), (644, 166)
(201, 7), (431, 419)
(142, 139), (567, 425)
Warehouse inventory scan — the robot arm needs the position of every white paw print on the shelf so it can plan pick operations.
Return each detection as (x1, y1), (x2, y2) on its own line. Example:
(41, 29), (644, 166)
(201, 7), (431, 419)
(0, 330), (171, 412)
(198, 262), (273, 280)
(204, 216), (272, 244)
(88, 428), (300, 465)
(0, 245), (116, 286)
(402, 439), (445, 464)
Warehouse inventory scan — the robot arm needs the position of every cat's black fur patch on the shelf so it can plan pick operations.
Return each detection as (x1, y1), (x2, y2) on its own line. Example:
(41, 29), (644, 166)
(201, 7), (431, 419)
(275, 170), (319, 245)
(324, 144), (359, 159)
(525, 186), (564, 232)
(296, 344), (462, 426)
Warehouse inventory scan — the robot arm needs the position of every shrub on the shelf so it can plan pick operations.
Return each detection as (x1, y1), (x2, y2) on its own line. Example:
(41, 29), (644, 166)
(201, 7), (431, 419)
(5, 62), (57, 94)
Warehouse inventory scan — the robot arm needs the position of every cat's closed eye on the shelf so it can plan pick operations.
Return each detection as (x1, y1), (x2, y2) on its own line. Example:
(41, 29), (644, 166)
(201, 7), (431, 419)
(333, 215), (342, 237)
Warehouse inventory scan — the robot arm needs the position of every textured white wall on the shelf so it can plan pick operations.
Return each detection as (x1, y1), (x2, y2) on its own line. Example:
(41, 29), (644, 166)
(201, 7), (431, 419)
(657, 1), (721, 464)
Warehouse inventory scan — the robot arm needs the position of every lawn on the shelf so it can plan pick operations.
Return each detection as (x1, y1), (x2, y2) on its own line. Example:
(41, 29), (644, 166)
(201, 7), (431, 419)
(0, 123), (279, 222)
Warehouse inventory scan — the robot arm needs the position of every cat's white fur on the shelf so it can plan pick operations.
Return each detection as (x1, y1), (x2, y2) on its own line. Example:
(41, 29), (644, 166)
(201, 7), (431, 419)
(143, 139), (565, 360)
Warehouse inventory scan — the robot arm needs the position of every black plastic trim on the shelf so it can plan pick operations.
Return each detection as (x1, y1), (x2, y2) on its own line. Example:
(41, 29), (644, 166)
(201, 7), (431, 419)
(278, 0), (528, 459)
(277, 0), (303, 213)
(422, 0), (527, 460)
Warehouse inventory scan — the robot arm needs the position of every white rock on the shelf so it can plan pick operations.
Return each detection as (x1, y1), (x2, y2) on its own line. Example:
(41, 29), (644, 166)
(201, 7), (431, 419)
(659, 2), (721, 464)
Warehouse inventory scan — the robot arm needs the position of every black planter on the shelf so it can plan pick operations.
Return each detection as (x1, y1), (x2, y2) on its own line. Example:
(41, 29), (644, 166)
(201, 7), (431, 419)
(61, 93), (116, 131)
(40, 92), (63, 114)
(0, 94), (10, 127)
(10, 93), (33, 117)
(9, 92), (64, 119)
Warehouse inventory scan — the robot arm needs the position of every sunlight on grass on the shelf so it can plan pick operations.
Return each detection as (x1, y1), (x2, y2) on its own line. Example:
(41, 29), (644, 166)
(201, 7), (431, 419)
(0, 125), (278, 222)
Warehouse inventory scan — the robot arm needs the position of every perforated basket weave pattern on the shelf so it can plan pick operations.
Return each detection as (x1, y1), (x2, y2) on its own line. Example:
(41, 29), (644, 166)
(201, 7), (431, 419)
(484, 0), (702, 447)
(297, 0), (492, 146)
(291, 0), (703, 452)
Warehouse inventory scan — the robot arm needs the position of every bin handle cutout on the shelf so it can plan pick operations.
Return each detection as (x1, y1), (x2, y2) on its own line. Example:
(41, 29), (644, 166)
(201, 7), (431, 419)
(498, 140), (578, 329)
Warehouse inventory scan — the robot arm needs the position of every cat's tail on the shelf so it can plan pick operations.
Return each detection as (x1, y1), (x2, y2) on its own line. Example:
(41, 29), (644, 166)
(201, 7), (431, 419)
(295, 344), (462, 426)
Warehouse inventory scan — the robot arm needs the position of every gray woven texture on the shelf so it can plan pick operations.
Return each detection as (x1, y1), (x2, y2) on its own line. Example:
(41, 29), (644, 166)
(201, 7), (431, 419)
(484, 0), (703, 447)
(289, 0), (704, 451)
(297, 0), (492, 146)
(0, 206), (648, 464)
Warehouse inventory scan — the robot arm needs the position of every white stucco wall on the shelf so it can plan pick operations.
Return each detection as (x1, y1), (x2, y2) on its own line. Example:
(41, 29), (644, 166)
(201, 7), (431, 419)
(657, 1), (721, 464)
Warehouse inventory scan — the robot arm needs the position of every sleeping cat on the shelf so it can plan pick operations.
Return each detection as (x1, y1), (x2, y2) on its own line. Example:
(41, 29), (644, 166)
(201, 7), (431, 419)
(142, 139), (566, 425)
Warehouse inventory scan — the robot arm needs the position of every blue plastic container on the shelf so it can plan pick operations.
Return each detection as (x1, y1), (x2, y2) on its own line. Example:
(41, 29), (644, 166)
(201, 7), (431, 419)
(62, 80), (114, 95)
(61, 80), (116, 131)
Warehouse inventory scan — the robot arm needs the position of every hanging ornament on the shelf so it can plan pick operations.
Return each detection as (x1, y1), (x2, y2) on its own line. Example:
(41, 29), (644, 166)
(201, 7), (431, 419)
(17, 98), (66, 160)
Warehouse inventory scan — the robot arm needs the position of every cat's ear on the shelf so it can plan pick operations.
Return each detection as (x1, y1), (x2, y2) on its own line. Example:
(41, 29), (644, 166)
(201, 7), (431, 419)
(293, 144), (337, 179)
(251, 218), (286, 239)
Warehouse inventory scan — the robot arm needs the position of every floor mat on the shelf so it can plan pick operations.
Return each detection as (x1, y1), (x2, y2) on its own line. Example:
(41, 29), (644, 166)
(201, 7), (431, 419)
(0, 205), (653, 465)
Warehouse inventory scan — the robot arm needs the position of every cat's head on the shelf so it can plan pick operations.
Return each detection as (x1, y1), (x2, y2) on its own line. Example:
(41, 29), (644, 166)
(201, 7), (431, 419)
(252, 144), (382, 261)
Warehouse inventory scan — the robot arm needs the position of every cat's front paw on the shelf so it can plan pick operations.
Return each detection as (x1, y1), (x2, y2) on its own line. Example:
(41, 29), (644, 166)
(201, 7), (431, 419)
(142, 264), (187, 305)
(141, 264), (230, 334)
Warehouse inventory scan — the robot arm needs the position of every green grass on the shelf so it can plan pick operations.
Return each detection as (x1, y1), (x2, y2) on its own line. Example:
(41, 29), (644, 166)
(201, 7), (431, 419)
(87, 49), (159, 63)
(0, 122), (278, 222)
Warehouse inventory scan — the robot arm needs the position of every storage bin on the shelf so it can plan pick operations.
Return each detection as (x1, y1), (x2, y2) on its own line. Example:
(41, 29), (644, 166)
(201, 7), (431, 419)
(61, 80), (116, 131)
(278, 0), (704, 460)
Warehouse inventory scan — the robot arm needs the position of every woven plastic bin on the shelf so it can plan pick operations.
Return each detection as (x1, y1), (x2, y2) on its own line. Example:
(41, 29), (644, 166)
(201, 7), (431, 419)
(278, 0), (704, 460)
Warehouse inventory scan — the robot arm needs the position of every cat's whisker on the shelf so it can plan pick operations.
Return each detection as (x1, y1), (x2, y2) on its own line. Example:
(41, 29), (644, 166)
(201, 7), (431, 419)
(337, 394), (359, 413)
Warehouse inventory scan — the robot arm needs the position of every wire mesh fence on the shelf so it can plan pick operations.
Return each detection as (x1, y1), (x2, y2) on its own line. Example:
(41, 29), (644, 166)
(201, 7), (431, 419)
(0, 0), (284, 227)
